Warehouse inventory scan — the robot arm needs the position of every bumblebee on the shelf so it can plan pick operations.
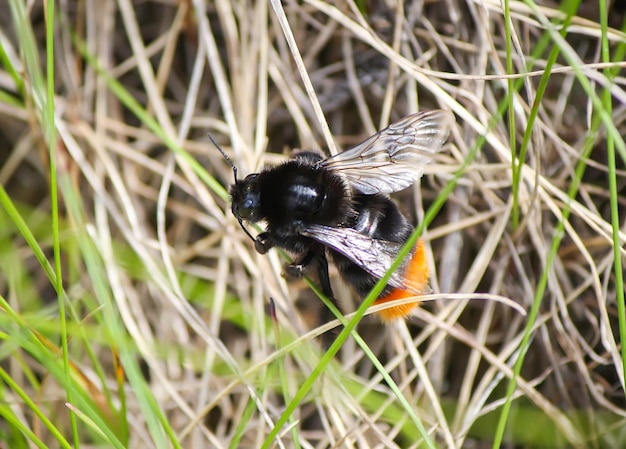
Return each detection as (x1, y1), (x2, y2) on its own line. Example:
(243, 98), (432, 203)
(219, 110), (454, 321)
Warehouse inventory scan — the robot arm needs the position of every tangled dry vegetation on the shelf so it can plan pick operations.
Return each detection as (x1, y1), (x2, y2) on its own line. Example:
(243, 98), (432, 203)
(1, 0), (625, 448)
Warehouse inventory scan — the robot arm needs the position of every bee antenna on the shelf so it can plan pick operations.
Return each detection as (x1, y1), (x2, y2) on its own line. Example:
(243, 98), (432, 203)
(208, 133), (238, 182)
(208, 133), (258, 244)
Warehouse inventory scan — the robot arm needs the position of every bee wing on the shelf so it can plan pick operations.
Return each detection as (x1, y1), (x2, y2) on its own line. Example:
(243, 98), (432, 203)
(301, 224), (421, 294)
(321, 110), (455, 195)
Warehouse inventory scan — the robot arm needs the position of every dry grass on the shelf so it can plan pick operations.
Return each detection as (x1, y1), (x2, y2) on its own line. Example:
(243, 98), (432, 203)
(1, 0), (626, 447)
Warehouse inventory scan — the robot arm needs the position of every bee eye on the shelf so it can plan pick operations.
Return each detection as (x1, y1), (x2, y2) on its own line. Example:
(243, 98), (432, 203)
(234, 183), (260, 220)
(238, 199), (254, 219)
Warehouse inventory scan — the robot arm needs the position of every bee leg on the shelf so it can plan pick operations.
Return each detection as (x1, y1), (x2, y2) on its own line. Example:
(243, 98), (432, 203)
(315, 252), (334, 299)
(315, 253), (342, 348)
(316, 253), (347, 325)
(253, 232), (273, 254)
(284, 249), (335, 300)
(284, 250), (316, 278)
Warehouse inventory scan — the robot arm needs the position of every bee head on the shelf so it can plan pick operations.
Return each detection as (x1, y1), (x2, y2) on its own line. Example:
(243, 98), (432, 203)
(209, 134), (258, 244)
(229, 174), (261, 222)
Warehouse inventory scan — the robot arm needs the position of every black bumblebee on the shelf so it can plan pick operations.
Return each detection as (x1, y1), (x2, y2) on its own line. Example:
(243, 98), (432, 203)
(217, 110), (454, 321)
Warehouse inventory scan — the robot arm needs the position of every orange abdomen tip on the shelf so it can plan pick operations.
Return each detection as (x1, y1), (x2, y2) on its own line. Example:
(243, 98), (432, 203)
(373, 239), (429, 322)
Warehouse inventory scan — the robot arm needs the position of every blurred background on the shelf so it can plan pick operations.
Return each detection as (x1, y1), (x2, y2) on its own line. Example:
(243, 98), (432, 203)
(1, 0), (625, 447)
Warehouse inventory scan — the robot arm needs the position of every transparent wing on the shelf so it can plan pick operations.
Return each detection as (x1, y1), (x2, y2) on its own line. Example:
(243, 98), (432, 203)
(321, 110), (455, 195)
(301, 224), (423, 294)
